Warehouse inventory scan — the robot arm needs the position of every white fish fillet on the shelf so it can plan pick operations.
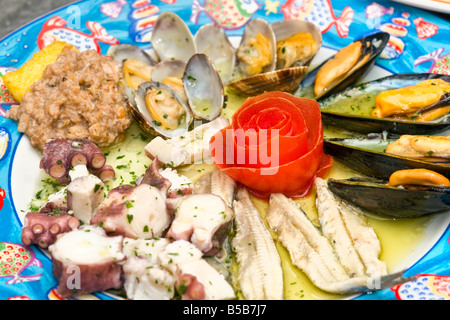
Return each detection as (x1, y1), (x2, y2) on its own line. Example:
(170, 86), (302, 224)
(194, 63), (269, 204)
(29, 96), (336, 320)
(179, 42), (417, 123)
(232, 188), (284, 300)
(315, 177), (387, 278)
(268, 187), (389, 294)
(194, 167), (236, 207)
(267, 193), (349, 287)
(315, 178), (366, 277)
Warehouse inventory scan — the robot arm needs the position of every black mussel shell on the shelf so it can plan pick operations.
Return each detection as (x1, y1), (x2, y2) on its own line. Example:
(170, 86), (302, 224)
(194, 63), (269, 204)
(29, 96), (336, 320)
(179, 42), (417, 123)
(328, 178), (450, 218)
(296, 31), (389, 100)
(319, 73), (450, 135)
(324, 136), (450, 180)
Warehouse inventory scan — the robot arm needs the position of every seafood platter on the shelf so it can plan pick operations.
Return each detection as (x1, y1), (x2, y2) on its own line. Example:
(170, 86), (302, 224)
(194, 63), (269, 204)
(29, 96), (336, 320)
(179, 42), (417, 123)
(0, 0), (450, 301)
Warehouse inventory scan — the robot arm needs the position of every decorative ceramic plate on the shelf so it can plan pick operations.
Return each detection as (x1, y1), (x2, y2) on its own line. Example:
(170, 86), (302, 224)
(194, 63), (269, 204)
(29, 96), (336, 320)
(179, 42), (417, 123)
(390, 0), (450, 15)
(1, 0), (450, 301)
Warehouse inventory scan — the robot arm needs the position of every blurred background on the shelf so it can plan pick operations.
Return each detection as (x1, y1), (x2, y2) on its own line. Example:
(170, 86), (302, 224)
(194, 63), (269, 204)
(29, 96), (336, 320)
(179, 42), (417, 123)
(0, 0), (76, 38)
(0, 0), (448, 39)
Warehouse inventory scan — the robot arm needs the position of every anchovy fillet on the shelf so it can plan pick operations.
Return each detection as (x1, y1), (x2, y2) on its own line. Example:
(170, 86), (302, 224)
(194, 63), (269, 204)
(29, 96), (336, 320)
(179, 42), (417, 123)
(195, 168), (236, 207)
(232, 188), (284, 300)
(267, 182), (408, 295)
(267, 193), (350, 288)
(315, 177), (387, 278)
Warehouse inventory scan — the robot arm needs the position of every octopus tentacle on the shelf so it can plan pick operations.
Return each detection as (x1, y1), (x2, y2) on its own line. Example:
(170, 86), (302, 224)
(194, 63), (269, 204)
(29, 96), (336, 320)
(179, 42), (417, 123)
(21, 210), (80, 249)
(40, 138), (112, 184)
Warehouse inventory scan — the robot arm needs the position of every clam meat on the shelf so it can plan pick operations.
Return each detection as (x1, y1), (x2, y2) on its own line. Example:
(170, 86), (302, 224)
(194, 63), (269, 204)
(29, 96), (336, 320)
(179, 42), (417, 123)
(132, 81), (193, 138)
(235, 18), (276, 78)
(108, 43), (225, 137)
(228, 19), (320, 96)
(107, 44), (156, 92)
(271, 19), (322, 69)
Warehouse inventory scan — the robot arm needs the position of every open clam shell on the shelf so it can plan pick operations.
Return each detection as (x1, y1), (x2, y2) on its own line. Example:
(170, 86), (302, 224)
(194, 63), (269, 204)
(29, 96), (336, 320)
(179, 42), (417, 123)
(150, 12), (197, 63)
(151, 60), (187, 82)
(271, 19), (322, 69)
(234, 18), (277, 78)
(107, 43), (156, 66)
(296, 31), (389, 100)
(194, 23), (237, 85)
(183, 53), (224, 121)
(328, 177), (450, 218)
(318, 73), (450, 135)
(228, 18), (318, 96)
(227, 66), (308, 96)
(131, 81), (193, 138)
(324, 136), (450, 180)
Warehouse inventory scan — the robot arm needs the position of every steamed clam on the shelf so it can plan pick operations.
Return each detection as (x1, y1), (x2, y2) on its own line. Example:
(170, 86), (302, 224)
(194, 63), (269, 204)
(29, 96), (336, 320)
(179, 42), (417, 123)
(319, 73), (450, 135)
(194, 23), (237, 85)
(130, 54), (225, 138)
(151, 59), (188, 104)
(271, 19), (322, 69)
(109, 42), (225, 137)
(107, 43), (156, 93)
(328, 169), (450, 218)
(183, 53), (224, 121)
(227, 19), (320, 96)
(132, 81), (193, 138)
(234, 18), (277, 78)
(296, 31), (389, 100)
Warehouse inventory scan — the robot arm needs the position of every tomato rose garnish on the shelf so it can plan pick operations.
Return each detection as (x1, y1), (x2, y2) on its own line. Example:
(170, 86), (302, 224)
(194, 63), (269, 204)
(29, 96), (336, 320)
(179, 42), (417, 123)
(210, 91), (333, 198)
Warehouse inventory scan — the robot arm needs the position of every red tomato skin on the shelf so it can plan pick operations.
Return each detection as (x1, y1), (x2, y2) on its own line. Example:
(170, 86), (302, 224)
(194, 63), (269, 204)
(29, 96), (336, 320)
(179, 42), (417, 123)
(210, 91), (333, 198)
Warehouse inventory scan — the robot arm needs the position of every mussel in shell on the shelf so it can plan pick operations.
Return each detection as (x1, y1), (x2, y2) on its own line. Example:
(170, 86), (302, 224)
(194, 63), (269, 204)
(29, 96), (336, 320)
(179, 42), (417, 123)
(318, 73), (450, 135)
(324, 135), (450, 180)
(328, 171), (450, 218)
(296, 31), (389, 100)
(372, 79), (450, 121)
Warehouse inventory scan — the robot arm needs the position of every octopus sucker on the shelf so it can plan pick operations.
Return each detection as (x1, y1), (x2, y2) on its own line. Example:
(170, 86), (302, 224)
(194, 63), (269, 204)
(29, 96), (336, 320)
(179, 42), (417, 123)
(40, 138), (113, 184)
(232, 188), (284, 300)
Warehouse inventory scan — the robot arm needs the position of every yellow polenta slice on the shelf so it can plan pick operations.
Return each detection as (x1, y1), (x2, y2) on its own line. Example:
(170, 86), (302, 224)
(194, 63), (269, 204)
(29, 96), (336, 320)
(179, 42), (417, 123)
(2, 41), (77, 102)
